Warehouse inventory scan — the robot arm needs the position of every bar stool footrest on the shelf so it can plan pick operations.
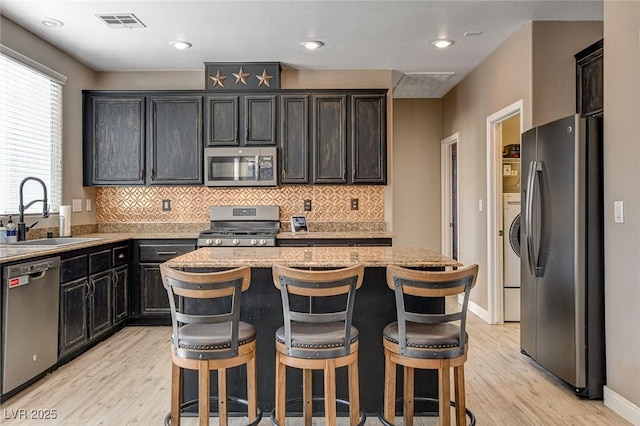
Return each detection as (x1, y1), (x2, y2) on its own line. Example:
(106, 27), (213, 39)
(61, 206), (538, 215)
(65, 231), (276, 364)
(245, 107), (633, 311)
(269, 397), (366, 426)
(377, 396), (476, 426)
(164, 396), (263, 426)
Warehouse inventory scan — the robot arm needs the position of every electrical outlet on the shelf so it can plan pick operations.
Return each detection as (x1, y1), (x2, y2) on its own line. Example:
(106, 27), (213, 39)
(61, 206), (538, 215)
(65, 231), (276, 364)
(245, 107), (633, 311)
(72, 199), (82, 212)
(162, 199), (171, 211)
(304, 199), (312, 211)
(350, 198), (359, 210)
(85, 199), (92, 211)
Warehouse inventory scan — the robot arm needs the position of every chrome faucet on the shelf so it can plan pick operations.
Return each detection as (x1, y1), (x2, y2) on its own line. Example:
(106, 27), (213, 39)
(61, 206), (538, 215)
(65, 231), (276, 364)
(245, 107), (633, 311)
(18, 177), (49, 241)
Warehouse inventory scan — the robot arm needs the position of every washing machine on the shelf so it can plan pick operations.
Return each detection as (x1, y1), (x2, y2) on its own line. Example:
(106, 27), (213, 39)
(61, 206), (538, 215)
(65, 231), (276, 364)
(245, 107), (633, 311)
(503, 193), (521, 321)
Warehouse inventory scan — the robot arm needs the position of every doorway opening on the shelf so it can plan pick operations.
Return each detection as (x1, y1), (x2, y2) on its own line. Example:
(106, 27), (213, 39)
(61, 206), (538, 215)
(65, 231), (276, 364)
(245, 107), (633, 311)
(441, 133), (459, 262)
(486, 101), (523, 324)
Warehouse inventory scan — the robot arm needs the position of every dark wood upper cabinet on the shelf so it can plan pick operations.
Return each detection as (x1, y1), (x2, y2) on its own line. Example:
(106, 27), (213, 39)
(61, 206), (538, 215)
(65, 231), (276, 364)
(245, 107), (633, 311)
(312, 94), (348, 184)
(205, 93), (277, 146)
(148, 95), (203, 184)
(576, 39), (603, 118)
(351, 94), (387, 184)
(84, 95), (145, 186)
(279, 94), (310, 183)
(84, 91), (204, 186)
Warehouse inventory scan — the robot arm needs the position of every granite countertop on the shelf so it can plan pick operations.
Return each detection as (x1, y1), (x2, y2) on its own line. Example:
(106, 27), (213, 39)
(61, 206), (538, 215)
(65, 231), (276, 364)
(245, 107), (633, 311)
(0, 232), (199, 263)
(164, 246), (460, 269)
(276, 231), (393, 239)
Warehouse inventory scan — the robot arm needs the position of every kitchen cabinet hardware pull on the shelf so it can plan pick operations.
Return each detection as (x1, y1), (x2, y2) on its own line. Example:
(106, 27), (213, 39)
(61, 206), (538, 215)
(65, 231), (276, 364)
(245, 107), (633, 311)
(156, 251), (178, 255)
(118, 253), (125, 259)
(151, 169), (156, 180)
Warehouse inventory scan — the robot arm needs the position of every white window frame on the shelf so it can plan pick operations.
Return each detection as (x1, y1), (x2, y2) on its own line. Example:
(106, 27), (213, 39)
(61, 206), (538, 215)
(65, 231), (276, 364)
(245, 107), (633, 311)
(0, 45), (66, 216)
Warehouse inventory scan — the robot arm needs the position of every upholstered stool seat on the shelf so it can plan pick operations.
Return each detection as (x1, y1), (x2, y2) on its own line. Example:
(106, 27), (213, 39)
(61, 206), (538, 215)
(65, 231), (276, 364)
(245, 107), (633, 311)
(381, 264), (479, 426)
(160, 265), (261, 426)
(272, 264), (366, 426)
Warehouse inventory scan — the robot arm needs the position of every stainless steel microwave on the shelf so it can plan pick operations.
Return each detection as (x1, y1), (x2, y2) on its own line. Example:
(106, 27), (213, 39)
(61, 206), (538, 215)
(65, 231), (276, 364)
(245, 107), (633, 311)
(204, 147), (277, 187)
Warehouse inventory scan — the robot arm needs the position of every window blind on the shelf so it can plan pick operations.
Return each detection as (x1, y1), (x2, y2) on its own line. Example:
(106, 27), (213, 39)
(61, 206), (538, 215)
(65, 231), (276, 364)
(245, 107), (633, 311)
(0, 48), (64, 216)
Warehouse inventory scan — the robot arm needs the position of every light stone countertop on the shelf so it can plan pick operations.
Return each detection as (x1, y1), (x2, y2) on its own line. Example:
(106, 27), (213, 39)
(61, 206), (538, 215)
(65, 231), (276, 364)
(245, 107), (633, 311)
(164, 246), (460, 269)
(0, 230), (395, 264)
(276, 231), (393, 239)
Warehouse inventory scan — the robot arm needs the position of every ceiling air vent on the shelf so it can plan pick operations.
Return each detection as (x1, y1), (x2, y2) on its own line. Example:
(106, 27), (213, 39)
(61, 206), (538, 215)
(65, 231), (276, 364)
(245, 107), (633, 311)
(96, 14), (146, 29)
(393, 72), (456, 98)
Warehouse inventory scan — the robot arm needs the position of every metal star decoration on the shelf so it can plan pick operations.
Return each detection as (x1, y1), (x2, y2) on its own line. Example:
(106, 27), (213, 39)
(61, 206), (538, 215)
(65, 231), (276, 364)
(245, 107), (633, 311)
(256, 69), (274, 87)
(209, 70), (227, 88)
(233, 67), (250, 85)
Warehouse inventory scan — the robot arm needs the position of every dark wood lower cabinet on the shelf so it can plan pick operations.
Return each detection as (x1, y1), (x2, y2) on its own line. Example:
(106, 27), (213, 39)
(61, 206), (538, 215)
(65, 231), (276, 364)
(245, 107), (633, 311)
(59, 278), (89, 356)
(88, 271), (113, 339)
(113, 266), (129, 325)
(59, 243), (129, 359)
(139, 264), (170, 316)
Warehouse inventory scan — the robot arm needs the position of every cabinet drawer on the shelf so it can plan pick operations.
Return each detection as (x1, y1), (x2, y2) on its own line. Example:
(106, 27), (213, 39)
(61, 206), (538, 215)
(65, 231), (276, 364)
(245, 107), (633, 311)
(113, 245), (129, 267)
(139, 244), (195, 262)
(89, 249), (112, 274)
(61, 254), (88, 283)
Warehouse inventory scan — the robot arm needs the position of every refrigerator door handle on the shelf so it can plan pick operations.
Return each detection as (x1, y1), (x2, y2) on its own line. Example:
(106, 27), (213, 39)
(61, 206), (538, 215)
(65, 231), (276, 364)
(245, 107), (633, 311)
(525, 160), (537, 276)
(531, 161), (544, 277)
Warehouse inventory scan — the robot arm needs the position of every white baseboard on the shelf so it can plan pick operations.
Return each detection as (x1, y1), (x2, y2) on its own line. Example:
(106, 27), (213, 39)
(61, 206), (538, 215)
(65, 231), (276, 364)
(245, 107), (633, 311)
(466, 298), (491, 323)
(604, 386), (640, 425)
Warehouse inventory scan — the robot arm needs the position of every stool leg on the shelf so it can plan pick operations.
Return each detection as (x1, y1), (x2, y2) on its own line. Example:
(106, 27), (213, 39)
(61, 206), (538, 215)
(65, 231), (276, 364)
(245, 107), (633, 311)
(383, 349), (396, 425)
(218, 368), (228, 426)
(454, 366), (466, 426)
(348, 356), (360, 426)
(303, 369), (313, 426)
(404, 366), (414, 426)
(324, 359), (337, 426)
(198, 361), (210, 426)
(275, 351), (286, 426)
(438, 365), (451, 426)
(171, 363), (181, 426)
(247, 352), (258, 422)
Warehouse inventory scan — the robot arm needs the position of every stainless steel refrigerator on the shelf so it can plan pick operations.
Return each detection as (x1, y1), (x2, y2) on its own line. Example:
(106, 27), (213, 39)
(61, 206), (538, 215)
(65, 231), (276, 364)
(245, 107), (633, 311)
(520, 114), (605, 398)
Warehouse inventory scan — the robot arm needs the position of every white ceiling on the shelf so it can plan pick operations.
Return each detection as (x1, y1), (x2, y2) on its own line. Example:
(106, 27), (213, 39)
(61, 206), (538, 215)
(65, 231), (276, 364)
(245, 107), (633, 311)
(0, 0), (603, 98)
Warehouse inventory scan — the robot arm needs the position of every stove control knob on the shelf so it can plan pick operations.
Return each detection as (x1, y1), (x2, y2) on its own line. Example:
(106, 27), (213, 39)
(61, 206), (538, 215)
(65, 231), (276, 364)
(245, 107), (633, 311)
(214, 239), (223, 246)
(259, 239), (267, 246)
(250, 239), (257, 245)
(205, 239), (213, 246)
(232, 239), (240, 246)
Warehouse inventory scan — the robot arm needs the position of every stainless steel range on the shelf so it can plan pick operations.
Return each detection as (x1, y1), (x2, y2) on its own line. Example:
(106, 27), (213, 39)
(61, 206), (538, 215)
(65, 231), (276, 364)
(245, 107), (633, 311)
(198, 205), (280, 247)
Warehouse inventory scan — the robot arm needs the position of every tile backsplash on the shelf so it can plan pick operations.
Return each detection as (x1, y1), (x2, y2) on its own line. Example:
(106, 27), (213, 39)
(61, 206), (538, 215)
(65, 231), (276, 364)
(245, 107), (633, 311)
(96, 185), (384, 225)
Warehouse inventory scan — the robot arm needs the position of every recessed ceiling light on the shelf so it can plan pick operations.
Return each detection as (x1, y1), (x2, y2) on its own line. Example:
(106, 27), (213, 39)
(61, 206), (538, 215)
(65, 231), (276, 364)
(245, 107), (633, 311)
(39, 18), (64, 28)
(169, 40), (192, 50)
(301, 40), (324, 50)
(431, 39), (454, 49)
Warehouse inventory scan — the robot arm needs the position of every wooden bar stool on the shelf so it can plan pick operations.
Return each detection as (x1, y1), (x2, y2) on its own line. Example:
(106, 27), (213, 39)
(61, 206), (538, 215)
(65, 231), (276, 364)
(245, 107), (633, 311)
(381, 264), (478, 426)
(160, 265), (261, 426)
(271, 264), (366, 426)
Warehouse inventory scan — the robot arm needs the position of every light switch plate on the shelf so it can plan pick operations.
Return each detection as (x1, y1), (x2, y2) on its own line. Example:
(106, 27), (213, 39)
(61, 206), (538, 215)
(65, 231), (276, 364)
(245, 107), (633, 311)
(85, 199), (92, 211)
(72, 199), (82, 212)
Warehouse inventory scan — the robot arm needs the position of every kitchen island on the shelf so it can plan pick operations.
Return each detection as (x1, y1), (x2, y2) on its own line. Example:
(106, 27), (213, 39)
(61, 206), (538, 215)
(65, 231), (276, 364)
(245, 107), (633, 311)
(164, 246), (461, 416)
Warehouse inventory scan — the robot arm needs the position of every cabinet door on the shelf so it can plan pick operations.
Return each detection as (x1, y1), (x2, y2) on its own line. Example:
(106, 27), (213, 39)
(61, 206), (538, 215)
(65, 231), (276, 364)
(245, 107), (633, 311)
(312, 94), (347, 183)
(244, 95), (277, 145)
(148, 95), (203, 184)
(351, 94), (387, 184)
(140, 264), (171, 316)
(84, 95), (145, 185)
(89, 271), (113, 339)
(113, 266), (129, 325)
(205, 95), (239, 146)
(280, 94), (309, 183)
(60, 278), (89, 356)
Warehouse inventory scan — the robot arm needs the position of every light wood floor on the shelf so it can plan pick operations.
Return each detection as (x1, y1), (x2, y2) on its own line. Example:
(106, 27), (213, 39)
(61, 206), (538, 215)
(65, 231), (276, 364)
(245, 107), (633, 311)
(0, 306), (630, 425)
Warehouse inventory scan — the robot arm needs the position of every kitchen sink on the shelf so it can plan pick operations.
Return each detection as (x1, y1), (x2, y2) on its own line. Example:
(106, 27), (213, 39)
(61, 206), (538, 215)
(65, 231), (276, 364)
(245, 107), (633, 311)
(7, 237), (103, 247)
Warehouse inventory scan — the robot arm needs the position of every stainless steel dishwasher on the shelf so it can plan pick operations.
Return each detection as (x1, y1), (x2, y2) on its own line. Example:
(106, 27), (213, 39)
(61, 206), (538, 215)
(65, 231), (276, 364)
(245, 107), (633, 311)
(2, 256), (60, 394)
